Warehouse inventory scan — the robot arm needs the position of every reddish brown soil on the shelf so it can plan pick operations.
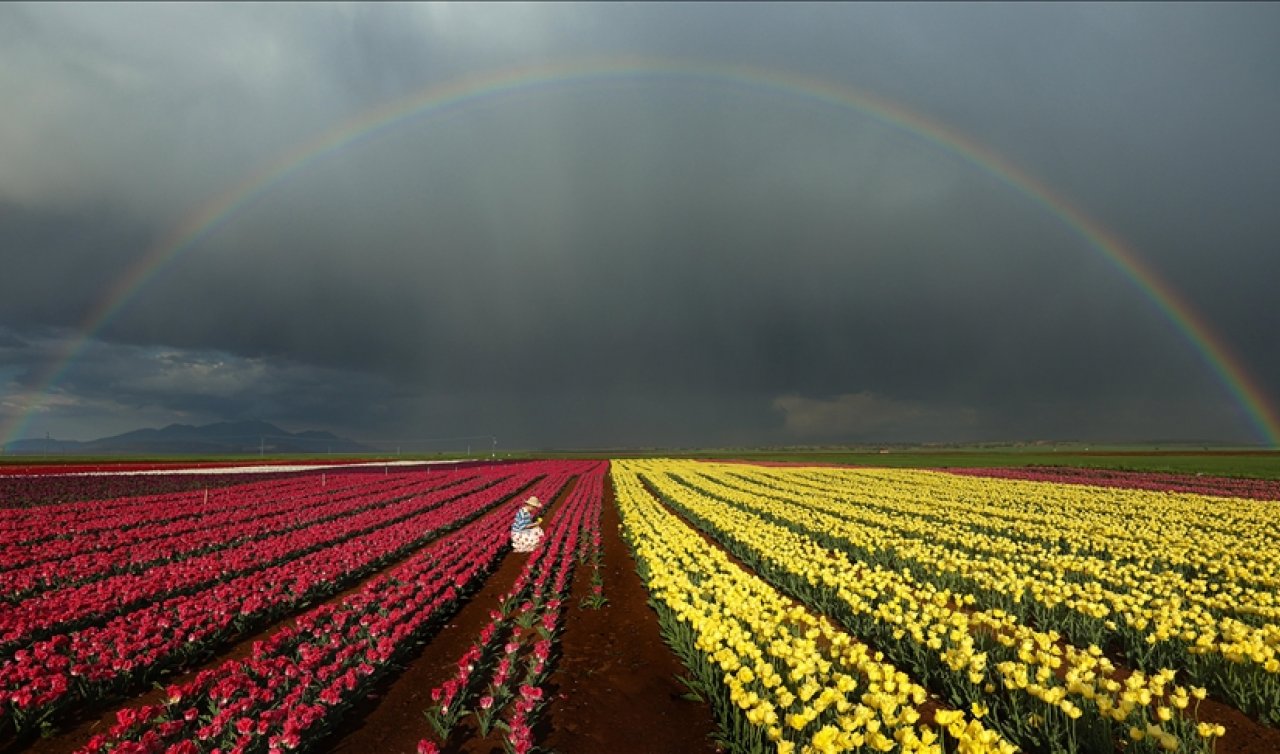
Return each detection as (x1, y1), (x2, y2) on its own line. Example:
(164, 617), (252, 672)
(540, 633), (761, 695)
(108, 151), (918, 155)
(1198, 697), (1280, 754)
(315, 474), (721, 754)
(313, 479), (584, 754)
(539, 478), (720, 754)
(315, 531), (529, 754)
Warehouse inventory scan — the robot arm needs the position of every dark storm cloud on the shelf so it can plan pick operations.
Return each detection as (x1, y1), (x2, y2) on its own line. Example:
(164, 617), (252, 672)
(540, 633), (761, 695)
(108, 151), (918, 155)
(2, 3), (1277, 447)
(0, 202), (156, 330)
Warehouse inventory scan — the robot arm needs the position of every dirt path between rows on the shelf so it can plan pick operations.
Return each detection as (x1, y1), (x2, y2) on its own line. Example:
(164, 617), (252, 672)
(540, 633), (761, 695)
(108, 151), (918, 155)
(318, 471), (720, 754)
(539, 475), (720, 754)
(315, 476), (585, 754)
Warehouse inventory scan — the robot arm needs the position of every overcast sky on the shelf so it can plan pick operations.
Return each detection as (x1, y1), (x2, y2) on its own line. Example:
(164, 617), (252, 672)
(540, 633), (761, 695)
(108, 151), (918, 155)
(2, 2), (1278, 450)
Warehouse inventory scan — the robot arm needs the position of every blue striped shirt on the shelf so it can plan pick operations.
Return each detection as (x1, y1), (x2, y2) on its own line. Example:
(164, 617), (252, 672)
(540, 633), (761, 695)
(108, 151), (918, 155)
(512, 507), (534, 533)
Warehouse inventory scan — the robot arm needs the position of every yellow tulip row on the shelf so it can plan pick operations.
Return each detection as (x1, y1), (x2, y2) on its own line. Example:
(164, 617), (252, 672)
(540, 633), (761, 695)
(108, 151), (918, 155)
(624, 460), (1223, 752)
(734, 465), (1277, 597)
(780, 466), (1278, 586)
(780, 467), (1280, 629)
(679, 464), (1280, 676)
(612, 464), (1013, 754)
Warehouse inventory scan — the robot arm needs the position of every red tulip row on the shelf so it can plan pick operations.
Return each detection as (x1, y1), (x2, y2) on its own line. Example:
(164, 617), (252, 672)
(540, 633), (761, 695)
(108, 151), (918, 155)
(944, 465), (1280, 500)
(575, 469), (607, 610)
(0, 464), (563, 739)
(0, 472), (394, 548)
(0, 474), (332, 549)
(1, 473), (480, 601)
(420, 462), (606, 754)
(0, 472), (507, 653)
(70, 466), (592, 754)
(3, 479), (369, 585)
(0, 471), (307, 510)
(497, 465), (606, 754)
(2, 479), (346, 568)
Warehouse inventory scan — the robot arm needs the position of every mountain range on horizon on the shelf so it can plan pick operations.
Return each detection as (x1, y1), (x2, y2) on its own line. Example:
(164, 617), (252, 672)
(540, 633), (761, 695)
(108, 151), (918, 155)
(2, 420), (371, 455)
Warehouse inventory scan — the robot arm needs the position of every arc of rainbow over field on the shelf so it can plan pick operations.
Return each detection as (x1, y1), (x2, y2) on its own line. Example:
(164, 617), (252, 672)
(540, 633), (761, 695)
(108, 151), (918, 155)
(4, 58), (1278, 448)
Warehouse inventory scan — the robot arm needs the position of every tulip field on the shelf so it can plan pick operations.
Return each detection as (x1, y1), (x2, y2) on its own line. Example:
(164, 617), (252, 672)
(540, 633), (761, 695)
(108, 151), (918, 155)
(1, 456), (1278, 754)
(613, 460), (1280, 754)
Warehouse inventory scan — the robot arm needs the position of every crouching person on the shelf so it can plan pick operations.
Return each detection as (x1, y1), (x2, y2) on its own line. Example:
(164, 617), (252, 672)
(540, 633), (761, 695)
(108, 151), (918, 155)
(510, 495), (544, 552)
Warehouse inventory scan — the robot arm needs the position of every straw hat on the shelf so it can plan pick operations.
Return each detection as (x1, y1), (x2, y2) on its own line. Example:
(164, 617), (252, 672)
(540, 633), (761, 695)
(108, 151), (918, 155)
(524, 495), (542, 508)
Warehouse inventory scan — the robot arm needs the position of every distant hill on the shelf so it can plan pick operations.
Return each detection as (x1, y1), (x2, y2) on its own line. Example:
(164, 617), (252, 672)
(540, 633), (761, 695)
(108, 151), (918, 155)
(3, 420), (371, 455)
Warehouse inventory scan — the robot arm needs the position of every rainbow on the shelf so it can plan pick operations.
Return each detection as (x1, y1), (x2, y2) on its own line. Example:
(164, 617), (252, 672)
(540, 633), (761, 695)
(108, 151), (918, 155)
(4, 58), (1277, 446)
